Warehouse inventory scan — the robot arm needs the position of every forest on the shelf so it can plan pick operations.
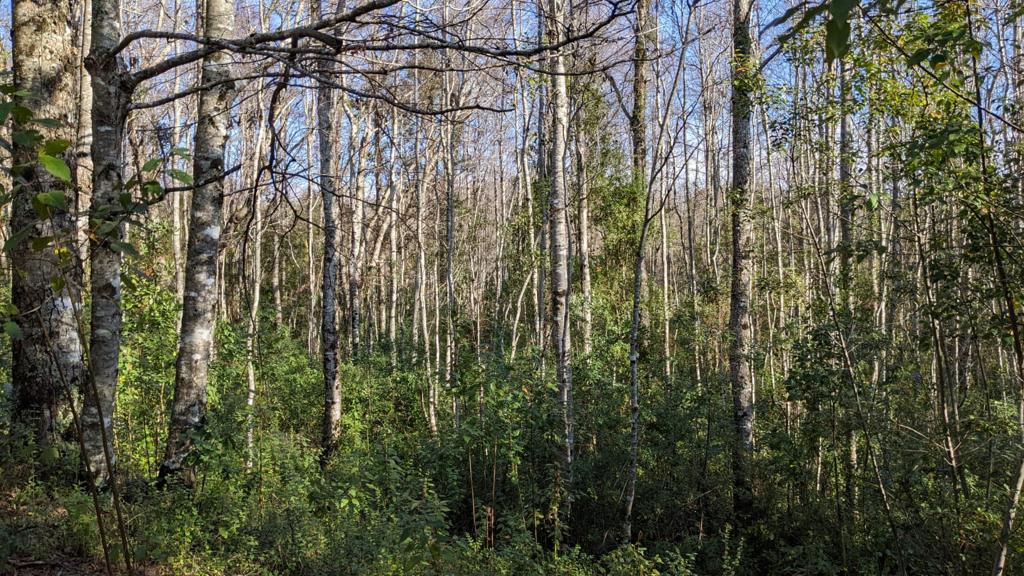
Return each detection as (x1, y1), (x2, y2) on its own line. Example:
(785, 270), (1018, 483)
(1, 0), (1024, 573)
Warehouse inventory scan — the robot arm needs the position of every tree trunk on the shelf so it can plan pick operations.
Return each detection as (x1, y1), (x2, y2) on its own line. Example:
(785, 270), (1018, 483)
(244, 107), (267, 469)
(272, 226), (283, 327)
(316, 0), (341, 466)
(81, 0), (129, 486)
(161, 0), (237, 483)
(836, 56), (862, 538)
(387, 111), (400, 365)
(728, 0), (756, 523)
(576, 140), (592, 356)
(623, 0), (650, 541)
(10, 0), (86, 451)
(172, 82), (187, 305)
(347, 114), (366, 360)
(74, 0), (93, 281)
(305, 93), (319, 356)
(547, 0), (574, 505)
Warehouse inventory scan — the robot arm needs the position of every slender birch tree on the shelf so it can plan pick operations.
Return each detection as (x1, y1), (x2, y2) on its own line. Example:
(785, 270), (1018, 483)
(161, 0), (238, 482)
(728, 0), (756, 523)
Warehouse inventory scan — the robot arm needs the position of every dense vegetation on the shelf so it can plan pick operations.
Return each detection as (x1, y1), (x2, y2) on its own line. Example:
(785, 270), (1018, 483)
(3, 0), (1024, 574)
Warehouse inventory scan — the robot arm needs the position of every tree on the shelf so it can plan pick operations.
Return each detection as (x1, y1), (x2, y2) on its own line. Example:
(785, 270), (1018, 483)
(81, 0), (129, 487)
(728, 0), (756, 523)
(547, 0), (575, 507)
(623, 0), (651, 542)
(316, 0), (341, 467)
(160, 0), (239, 483)
(10, 0), (86, 451)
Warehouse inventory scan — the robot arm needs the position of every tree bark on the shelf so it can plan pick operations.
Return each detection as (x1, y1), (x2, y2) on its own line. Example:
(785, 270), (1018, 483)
(172, 77), (187, 305)
(316, 0), (341, 467)
(346, 112), (366, 360)
(244, 102), (267, 469)
(623, 0), (650, 541)
(728, 0), (756, 523)
(272, 226), (283, 327)
(161, 0), (237, 483)
(74, 0), (93, 281)
(304, 93), (319, 356)
(10, 0), (86, 450)
(547, 0), (574, 503)
(576, 139), (592, 356)
(81, 0), (129, 486)
(387, 111), (400, 365)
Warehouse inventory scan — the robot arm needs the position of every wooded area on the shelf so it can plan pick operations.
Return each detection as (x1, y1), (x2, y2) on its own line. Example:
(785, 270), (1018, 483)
(2, 0), (1023, 573)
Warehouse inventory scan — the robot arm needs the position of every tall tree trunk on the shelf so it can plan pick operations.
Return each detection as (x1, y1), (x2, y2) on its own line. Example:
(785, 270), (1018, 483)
(576, 140), (592, 355)
(728, 0), (756, 523)
(965, 3), (1024, 571)
(660, 208), (671, 382)
(535, 1), (548, 358)
(75, 0), (93, 281)
(387, 111), (399, 365)
(172, 80), (187, 305)
(345, 107), (366, 360)
(81, 0), (129, 486)
(305, 93), (319, 356)
(272, 226), (283, 326)
(316, 0), (341, 466)
(547, 0), (574, 507)
(161, 0), (237, 483)
(440, 25), (459, 412)
(244, 109), (267, 469)
(443, 121), (457, 397)
(836, 56), (862, 540)
(623, 0), (650, 542)
(415, 149), (437, 433)
(10, 0), (85, 450)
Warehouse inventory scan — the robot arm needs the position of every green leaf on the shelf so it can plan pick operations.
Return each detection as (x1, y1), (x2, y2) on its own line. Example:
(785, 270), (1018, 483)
(4, 227), (30, 252)
(30, 235), (53, 251)
(866, 193), (880, 212)
(777, 3), (829, 46)
(34, 191), (67, 212)
(4, 320), (23, 340)
(828, 0), (856, 22)
(168, 169), (193, 185)
(95, 220), (118, 238)
(825, 16), (851, 62)
(142, 157), (162, 172)
(0, 102), (14, 123)
(110, 241), (140, 258)
(9, 105), (32, 124)
(38, 153), (71, 183)
(12, 129), (40, 148)
(141, 180), (163, 197)
(43, 139), (71, 156)
(908, 48), (930, 67)
(0, 85), (28, 96)
(40, 445), (58, 465)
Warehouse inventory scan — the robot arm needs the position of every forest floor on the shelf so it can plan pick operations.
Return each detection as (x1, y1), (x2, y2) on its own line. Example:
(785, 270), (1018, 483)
(2, 487), (110, 576)
(3, 556), (104, 576)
